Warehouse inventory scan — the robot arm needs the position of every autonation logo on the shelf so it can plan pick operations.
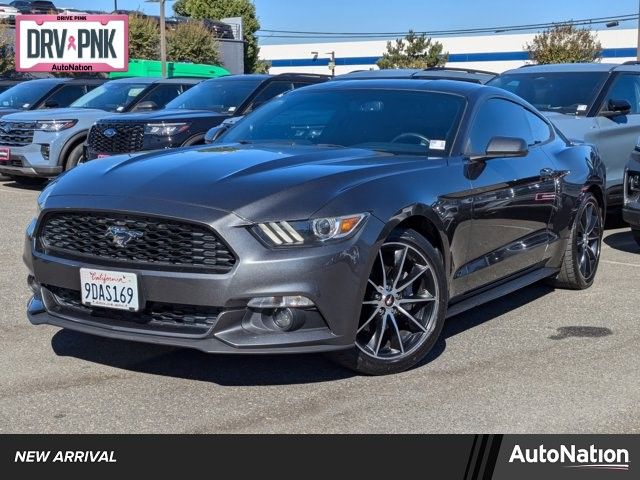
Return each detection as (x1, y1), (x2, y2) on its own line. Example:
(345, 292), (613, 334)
(509, 444), (630, 471)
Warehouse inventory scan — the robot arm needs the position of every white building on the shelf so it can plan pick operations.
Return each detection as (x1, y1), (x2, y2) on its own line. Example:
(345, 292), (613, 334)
(260, 28), (639, 75)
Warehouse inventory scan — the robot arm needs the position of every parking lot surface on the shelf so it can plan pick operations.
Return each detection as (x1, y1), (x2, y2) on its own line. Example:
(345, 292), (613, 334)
(0, 175), (639, 433)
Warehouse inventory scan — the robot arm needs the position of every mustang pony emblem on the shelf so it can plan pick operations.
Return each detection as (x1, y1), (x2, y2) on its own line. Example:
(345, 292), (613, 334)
(105, 226), (143, 247)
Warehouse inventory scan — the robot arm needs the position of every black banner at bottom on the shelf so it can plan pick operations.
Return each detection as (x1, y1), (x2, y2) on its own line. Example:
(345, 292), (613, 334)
(0, 435), (635, 479)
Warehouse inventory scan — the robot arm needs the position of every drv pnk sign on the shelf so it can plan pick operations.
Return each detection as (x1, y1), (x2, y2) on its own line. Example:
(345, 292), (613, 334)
(16, 15), (129, 73)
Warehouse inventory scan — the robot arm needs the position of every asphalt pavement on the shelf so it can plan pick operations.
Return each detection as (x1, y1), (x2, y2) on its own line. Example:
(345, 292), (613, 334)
(1, 176), (639, 433)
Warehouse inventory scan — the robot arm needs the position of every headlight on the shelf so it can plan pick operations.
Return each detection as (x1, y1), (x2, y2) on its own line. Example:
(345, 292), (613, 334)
(144, 122), (190, 136)
(34, 120), (77, 132)
(253, 213), (368, 247)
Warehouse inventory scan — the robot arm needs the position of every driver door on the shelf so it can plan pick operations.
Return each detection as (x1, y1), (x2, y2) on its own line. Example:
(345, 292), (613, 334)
(463, 98), (558, 292)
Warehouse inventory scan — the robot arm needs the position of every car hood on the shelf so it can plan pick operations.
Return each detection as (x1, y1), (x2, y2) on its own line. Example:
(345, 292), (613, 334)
(48, 144), (429, 221)
(541, 111), (595, 141)
(0, 108), (21, 118)
(100, 109), (232, 123)
(0, 108), (107, 122)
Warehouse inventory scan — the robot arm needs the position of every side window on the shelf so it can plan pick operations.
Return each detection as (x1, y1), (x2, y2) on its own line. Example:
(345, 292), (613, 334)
(134, 85), (184, 110)
(44, 85), (87, 108)
(604, 74), (640, 114)
(524, 110), (552, 145)
(467, 98), (533, 153)
(249, 81), (294, 111)
(293, 81), (314, 89)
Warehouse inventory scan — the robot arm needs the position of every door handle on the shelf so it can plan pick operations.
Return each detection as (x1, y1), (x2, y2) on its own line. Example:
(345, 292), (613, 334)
(540, 168), (558, 180)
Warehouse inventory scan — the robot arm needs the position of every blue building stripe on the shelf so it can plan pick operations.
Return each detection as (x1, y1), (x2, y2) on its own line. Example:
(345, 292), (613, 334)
(268, 47), (639, 67)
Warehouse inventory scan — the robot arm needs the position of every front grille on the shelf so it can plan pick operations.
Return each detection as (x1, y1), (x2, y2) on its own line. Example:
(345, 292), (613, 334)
(88, 123), (145, 153)
(46, 285), (221, 335)
(38, 211), (237, 273)
(0, 121), (35, 146)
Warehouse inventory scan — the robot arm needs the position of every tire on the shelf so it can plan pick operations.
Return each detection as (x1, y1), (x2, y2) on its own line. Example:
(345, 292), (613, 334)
(328, 228), (448, 375)
(633, 229), (640, 248)
(551, 193), (603, 290)
(64, 142), (85, 171)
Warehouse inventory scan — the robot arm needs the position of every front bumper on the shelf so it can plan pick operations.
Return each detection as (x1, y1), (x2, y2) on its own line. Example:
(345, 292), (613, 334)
(25, 195), (382, 354)
(0, 132), (66, 177)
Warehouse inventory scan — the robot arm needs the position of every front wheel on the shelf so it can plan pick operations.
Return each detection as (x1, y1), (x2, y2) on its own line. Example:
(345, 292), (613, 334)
(328, 228), (447, 375)
(552, 193), (603, 290)
(64, 143), (85, 171)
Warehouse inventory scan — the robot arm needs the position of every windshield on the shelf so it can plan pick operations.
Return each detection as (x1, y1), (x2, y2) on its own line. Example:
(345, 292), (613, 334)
(0, 81), (56, 109)
(222, 89), (466, 156)
(164, 79), (262, 113)
(487, 72), (608, 115)
(70, 82), (149, 112)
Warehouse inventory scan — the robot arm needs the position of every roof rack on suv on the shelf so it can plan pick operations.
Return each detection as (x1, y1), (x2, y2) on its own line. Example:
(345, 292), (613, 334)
(621, 61), (640, 66)
(417, 67), (498, 76)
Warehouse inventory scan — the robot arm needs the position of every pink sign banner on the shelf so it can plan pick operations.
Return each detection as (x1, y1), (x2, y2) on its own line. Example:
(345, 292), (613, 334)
(16, 15), (129, 73)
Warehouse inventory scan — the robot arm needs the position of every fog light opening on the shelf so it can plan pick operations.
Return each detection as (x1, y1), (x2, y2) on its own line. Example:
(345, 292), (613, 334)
(27, 275), (40, 294)
(273, 308), (304, 332)
(40, 145), (50, 160)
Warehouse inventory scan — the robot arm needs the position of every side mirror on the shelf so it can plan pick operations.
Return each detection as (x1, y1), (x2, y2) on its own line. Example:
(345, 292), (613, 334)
(601, 99), (631, 118)
(204, 125), (229, 144)
(471, 136), (528, 161)
(43, 99), (59, 108)
(132, 100), (159, 112)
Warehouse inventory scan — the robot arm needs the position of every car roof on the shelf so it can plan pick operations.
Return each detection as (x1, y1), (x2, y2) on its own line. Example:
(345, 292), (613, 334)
(107, 77), (203, 85)
(336, 67), (497, 83)
(502, 62), (640, 75)
(301, 78), (485, 95)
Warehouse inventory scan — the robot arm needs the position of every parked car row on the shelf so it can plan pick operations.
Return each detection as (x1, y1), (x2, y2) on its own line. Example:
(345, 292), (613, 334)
(0, 73), (330, 183)
(22, 65), (616, 375)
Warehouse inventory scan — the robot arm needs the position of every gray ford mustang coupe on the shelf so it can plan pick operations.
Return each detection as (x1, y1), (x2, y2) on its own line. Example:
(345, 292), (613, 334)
(25, 80), (606, 375)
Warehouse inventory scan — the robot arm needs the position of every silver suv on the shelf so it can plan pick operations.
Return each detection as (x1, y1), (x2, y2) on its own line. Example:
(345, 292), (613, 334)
(488, 62), (640, 211)
(0, 77), (200, 184)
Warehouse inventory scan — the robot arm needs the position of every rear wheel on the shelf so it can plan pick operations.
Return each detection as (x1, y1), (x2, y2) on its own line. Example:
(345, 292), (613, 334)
(552, 193), (603, 290)
(328, 228), (447, 375)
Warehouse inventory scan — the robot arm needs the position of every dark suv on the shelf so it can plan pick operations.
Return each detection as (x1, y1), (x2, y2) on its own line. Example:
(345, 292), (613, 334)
(488, 62), (640, 210)
(85, 74), (329, 160)
(0, 77), (104, 118)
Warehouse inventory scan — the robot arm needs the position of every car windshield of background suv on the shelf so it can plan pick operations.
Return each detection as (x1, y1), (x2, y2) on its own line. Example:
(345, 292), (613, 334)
(69, 82), (149, 112)
(222, 89), (466, 156)
(487, 72), (608, 115)
(0, 81), (57, 109)
(164, 79), (263, 114)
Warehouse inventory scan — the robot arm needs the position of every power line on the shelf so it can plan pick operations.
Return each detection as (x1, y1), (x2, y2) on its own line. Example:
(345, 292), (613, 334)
(257, 13), (639, 39)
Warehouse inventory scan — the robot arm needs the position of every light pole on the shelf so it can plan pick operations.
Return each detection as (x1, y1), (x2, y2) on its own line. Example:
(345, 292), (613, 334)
(146, 0), (169, 78)
(311, 50), (336, 77)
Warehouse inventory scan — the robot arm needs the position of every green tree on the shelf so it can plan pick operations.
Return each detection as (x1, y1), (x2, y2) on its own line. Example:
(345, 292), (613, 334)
(167, 21), (220, 64)
(128, 13), (159, 60)
(0, 22), (15, 75)
(377, 30), (448, 69)
(525, 24), (602, 64)
(173, 0), (261, 73)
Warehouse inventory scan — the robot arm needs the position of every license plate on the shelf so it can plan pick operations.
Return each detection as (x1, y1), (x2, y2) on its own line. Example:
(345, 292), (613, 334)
(0, 147), (10, 163)
(80, 268), (139, 311)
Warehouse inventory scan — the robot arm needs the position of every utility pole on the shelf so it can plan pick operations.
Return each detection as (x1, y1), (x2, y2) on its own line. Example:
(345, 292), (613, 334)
(146, 0), (168, 78)
(114, 0), (118, 11)
(327, 51), (336, 77)
(637, 0), (640, 61)
(160, 0), (166, 77)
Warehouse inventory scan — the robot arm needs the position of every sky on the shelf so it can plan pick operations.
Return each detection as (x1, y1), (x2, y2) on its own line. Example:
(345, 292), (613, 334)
(56, 0), (640, 44)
